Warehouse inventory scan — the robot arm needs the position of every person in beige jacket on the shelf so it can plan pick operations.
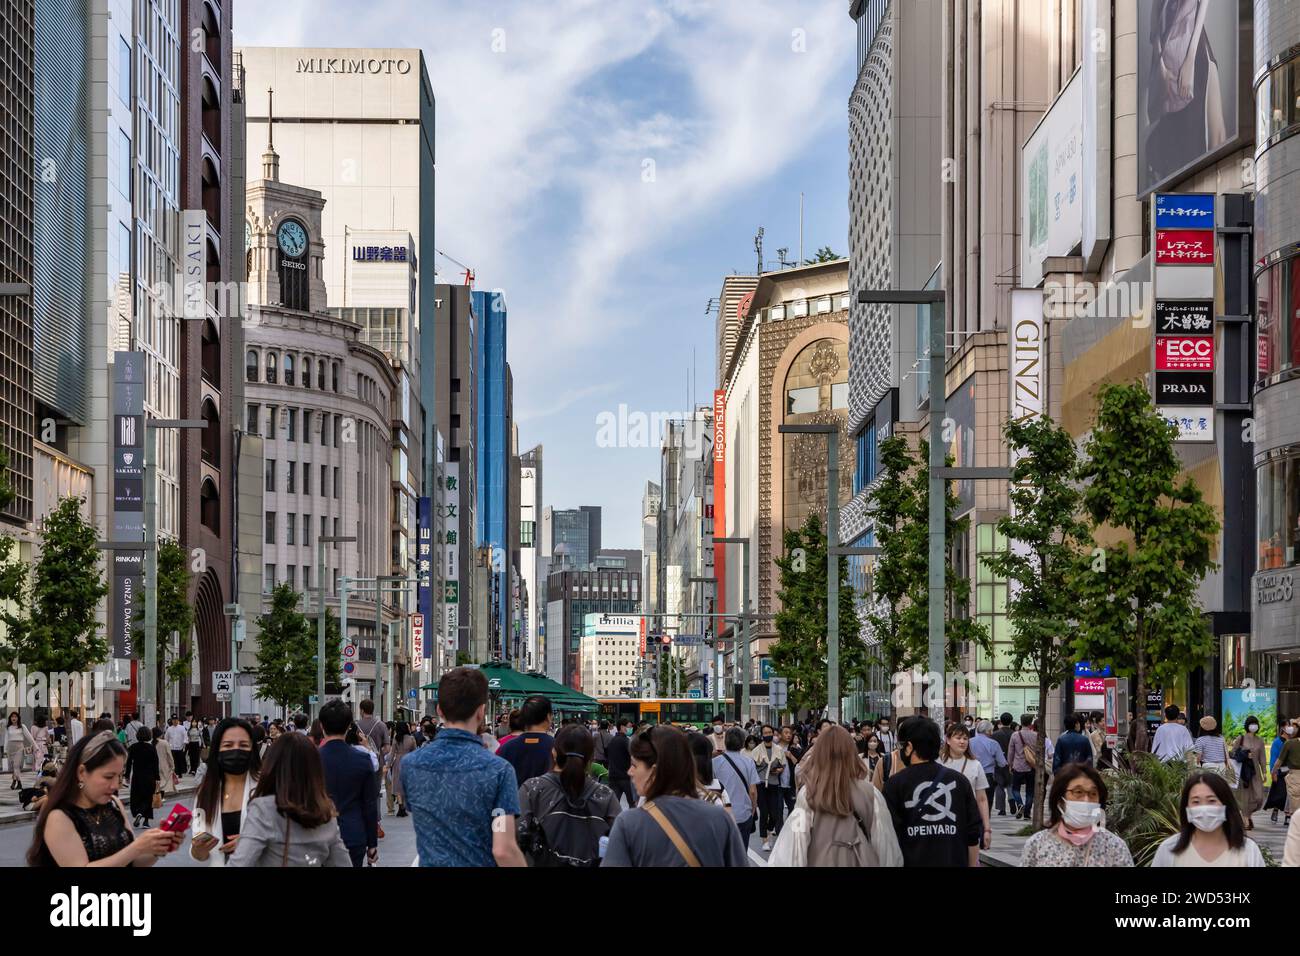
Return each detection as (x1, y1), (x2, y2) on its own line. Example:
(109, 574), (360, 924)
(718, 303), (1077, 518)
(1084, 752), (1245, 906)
(1285, 809), (1300, 867)
(749, 725), (787, 851)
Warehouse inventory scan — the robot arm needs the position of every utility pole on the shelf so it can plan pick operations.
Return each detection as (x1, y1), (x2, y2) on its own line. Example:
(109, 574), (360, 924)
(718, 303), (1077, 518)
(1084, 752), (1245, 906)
(314, 535), (355, 718)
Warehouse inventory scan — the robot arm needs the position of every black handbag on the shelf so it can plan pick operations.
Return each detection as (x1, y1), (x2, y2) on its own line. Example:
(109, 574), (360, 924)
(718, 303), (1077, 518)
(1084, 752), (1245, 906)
(1264, 772), (1288, 811)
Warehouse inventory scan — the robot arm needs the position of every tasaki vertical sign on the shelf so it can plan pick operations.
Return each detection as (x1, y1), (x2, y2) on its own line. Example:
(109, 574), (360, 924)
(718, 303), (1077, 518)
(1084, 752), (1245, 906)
(1152, 193), (1216, 442)
(111, 352), (146, 661)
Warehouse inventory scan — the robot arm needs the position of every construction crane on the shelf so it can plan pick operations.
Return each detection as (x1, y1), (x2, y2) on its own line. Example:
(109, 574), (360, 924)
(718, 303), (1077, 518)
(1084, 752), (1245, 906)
(435, 248), (475, 287)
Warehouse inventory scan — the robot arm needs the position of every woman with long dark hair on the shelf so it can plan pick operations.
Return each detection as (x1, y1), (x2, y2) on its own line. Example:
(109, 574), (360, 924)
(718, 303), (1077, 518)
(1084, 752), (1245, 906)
(602, 725), (746, 867)
(27, 731), (181, 867)
(123, 728), (160, 827)
(1153, 771), (1265, 866)
(388, 721), (416, 817)
(227, 732), (351, 867)
(688, 730), (730, 814)
(517, 724), (620, 867)
(190, 717), (260, 866)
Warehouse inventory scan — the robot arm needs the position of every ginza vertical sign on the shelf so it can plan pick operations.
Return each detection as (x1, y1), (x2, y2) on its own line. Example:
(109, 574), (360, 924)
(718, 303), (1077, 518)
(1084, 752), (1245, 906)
(112, 352), (146, 661)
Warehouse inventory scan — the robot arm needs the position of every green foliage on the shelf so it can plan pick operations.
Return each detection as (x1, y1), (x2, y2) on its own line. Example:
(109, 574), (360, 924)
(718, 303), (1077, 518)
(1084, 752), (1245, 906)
(0, 448), (16, 513)
(981, 416), (1094, 825)
(1073, 383), (1219, 710)
(155, 538), (195, 685)
(803, 246), (843, 264)
(253, 583), (314, 711)
(771, 512), (868, 712)
(0, 496), (108, 673)
(656, 650), (686, 696)
(1102, 754), (1190, 866)
(904, 441), (989, 670)
(323, 608), (342, 687)
(455, 650), (473, 667)
(862, 435), (926, 679)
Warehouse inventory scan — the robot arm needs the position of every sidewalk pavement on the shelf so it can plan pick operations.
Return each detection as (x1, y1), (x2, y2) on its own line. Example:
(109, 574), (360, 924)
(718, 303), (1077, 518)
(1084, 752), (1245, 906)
(979, 804), (1292, 866)
(0, 765), (203, 827)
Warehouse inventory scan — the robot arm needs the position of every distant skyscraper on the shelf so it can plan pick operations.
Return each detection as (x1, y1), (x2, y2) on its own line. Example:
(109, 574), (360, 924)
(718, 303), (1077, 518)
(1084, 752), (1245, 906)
(473, 288), (510, 658)
(547, 505), (602, 570)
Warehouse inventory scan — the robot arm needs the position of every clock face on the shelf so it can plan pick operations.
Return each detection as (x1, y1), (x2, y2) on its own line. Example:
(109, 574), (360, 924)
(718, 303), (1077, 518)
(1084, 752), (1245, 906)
(276, 220), (308, 258)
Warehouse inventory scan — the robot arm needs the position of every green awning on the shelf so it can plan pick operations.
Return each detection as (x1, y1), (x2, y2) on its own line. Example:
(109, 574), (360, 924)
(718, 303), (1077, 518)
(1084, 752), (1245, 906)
(421, 661), (597, 710)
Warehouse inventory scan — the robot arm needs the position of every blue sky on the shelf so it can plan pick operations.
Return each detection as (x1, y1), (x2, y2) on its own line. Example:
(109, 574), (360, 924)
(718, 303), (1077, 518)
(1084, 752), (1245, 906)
(236, 0), (854, 548)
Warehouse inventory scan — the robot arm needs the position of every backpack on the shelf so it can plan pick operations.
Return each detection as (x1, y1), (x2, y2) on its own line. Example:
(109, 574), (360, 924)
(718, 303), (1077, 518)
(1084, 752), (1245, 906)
(521, 776), (611, 868)
(806, 783), (878, 868)
(1018, 731), (1037, 769)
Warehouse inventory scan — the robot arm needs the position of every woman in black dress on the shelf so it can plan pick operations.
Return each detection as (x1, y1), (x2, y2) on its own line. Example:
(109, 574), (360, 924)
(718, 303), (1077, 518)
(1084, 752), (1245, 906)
(124, 727), (160, 827)
(27, 730), (180, 867)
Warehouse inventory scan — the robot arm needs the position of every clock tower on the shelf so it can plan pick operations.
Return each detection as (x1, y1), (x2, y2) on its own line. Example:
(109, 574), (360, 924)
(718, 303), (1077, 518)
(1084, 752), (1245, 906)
(245, 89), (327, 313)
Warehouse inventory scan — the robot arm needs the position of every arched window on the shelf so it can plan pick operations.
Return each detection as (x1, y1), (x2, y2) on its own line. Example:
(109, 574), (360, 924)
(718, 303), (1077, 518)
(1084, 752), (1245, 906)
(265, 351), (278, 384)
(302, 355), (311, 387)
(317, 359), (326, 390)
(284, 353), (295, 387)
(246, 349), (258, 382)
(201, 319), (220, 387)
(332, 361), (340, 393)
(200, 477), (220, 533)
(200, 398), (221, 466)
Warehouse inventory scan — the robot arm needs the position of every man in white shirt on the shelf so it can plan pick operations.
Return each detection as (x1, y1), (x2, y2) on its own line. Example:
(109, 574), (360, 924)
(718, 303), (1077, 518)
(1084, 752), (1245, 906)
(1151, 704), (1195, 762)
(164, 717), (188, 777)
(68, 711), (84, 747)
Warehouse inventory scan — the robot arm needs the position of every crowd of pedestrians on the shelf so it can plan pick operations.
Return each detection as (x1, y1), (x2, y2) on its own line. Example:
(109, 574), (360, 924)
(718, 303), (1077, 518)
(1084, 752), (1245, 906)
(14, 682), (1300, 868)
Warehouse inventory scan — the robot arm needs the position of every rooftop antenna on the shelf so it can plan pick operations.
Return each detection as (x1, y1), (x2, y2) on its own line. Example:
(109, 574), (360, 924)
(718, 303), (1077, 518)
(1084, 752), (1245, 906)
(777, 247), (791, 268)
(754, 226), (765, 275)
(261, 88), (280, 181)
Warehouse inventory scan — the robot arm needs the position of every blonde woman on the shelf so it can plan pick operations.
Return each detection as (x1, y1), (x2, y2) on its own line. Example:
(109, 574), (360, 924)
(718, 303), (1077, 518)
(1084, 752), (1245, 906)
(769, 725), (901, 867)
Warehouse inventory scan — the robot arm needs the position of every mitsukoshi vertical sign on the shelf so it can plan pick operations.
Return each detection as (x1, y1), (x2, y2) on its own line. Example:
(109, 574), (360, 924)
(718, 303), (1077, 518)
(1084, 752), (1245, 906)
(712, 389), (726, 619)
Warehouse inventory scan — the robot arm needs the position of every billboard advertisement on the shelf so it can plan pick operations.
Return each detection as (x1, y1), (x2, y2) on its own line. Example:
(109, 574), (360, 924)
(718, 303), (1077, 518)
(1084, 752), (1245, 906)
(1220, 687), (1278, 744)
(946, 374), (977, 515)
(1137, 0), (1247, 198)
(1021, 70), (1083, 287)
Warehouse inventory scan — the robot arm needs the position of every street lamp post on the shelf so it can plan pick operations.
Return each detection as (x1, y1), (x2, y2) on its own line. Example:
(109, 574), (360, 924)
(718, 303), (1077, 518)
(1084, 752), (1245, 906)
(689, 576), (718, 712)
(778, 423), (843, 722)
(714, 537), (750, 721)
(313, 535), (356, 719)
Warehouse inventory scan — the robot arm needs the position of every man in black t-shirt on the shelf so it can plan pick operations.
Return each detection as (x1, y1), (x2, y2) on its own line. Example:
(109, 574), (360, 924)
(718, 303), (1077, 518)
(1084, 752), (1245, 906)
(496, 695), (556, 789)
(883, 716), (982, 867)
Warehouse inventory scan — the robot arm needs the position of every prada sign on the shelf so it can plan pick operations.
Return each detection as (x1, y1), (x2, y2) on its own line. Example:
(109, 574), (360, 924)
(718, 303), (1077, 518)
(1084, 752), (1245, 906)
(295, 56), (412, 75)
(1155, 371), (1213, 406)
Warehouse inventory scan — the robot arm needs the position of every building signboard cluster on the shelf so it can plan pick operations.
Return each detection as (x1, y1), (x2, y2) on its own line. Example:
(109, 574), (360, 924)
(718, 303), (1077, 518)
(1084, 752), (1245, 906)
(111, 352), (146, 662)
(1151, 193), (1216, 442)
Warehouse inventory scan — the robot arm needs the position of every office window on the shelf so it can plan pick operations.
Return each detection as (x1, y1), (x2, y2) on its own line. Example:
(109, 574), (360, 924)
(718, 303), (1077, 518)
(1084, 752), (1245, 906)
(302, 409), (312, 442)
(265, 459), (275, 492)
(287, 408), (296, 442)
(118, 223), (131, 280)
(302, 356), (311, 388)
(119, 129), (132, 199)
(267, 405), (278, 436)
(333, 517), (340, 545)
(333, 362), (340, 392)
(247, 403), (260, 435)
(284, 353), (295, 386)
(287, 513), (296, 545)
(321, 465), (328, 496)
(287, 566), (296, 589)
(302, 462), (311, 495)
(265, 511), (276, 544)
(303, 514), (311, 546)
(266, 351), (278, 384)
(334, 417), (341, 446)
(321, 412), (329, 446)
(286, 463), (295, 494)
(303, 566), (311, 591)
(265, 564), (275, 592)
(333, 467), (340, 499)
(118, 36), (131, 105)
(318, 359), (327, 390)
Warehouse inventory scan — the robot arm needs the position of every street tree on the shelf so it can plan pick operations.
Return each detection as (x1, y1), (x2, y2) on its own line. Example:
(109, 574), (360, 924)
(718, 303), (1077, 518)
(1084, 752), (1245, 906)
(253, 583), (315, 715)
(155, 538), (196, 689)
(771, 512), (868, 713)
(0, 496), (108, 677)
(803, 246), (843, 264)
(981, 415), (1093, 828)
(1073, 383), (1219, 724)
(903, 441), (990, 677)
(862, 434), (927, 715)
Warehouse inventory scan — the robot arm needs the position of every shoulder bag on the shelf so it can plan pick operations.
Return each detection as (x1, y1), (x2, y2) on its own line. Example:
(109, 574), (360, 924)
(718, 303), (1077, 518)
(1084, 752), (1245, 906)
(642, 800), (701, 868)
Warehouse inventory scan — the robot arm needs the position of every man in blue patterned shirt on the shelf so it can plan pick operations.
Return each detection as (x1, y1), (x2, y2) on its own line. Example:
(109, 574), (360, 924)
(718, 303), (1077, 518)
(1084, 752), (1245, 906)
(403, 667), (526, 867)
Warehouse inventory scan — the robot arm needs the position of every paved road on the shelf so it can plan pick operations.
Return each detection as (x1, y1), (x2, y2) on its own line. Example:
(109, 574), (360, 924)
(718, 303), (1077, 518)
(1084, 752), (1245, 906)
(0, 793), (419, 867)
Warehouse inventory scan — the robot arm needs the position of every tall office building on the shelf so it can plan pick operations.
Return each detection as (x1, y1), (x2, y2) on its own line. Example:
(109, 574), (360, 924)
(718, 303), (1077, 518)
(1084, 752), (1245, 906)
(519, 444), (542, 670)
(546, 505), (601, 571)
(546, 566), (641, 689)
(236, 47), (438, 491)
(0, 0), (33, 528)
(472, 288), (510, 658)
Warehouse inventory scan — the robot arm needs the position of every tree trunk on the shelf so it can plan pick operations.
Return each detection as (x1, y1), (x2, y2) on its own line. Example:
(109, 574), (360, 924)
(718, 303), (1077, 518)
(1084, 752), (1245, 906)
(1134, 625), (1146, 751)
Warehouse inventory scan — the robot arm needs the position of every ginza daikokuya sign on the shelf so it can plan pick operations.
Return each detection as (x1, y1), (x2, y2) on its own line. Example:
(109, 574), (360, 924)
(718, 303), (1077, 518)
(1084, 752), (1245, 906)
(295, 57), (411, 75)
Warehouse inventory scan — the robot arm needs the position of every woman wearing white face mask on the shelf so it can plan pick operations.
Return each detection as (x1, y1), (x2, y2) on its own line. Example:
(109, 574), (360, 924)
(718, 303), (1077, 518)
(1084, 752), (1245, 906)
(1020, 764), (1133, 866)
(1153, 771), (1265, 867)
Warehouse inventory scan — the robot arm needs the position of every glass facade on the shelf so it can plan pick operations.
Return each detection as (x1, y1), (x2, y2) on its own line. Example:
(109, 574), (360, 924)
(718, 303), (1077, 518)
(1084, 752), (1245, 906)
(1255, 254), (1300, 383)
(473, 290), (509, 652)
(1257, 447), (1300, 570)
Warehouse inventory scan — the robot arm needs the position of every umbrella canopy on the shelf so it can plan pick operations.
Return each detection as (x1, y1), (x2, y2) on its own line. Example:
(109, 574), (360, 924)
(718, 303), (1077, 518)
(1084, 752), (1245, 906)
(421, 661), (598, 710)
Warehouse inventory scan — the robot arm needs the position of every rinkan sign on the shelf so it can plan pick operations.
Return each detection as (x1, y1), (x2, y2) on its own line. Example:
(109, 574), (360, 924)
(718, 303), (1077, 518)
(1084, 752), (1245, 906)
(1258, 573), (1294, 605)
(296, 57), (411, 75)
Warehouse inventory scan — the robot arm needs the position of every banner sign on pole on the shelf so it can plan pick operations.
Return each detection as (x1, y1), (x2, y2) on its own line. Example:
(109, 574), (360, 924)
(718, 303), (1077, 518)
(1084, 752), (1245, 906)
(417, 496), (434, 659)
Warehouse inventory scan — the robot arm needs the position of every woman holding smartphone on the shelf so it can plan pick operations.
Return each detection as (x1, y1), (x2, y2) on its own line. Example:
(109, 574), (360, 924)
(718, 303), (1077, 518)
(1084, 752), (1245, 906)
(190, 718), (260, 866)
(27, 731), (181, 867)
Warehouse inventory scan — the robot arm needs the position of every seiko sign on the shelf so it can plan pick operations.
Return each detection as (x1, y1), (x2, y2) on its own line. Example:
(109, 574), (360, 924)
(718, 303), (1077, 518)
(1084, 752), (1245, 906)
(1258, 574), (1294, 605)
(296, 57), (412, 75)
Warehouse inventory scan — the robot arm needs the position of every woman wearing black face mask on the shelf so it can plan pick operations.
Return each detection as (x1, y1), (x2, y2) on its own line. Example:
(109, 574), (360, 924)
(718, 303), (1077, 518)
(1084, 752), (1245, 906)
(190, 718), (260, 866)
